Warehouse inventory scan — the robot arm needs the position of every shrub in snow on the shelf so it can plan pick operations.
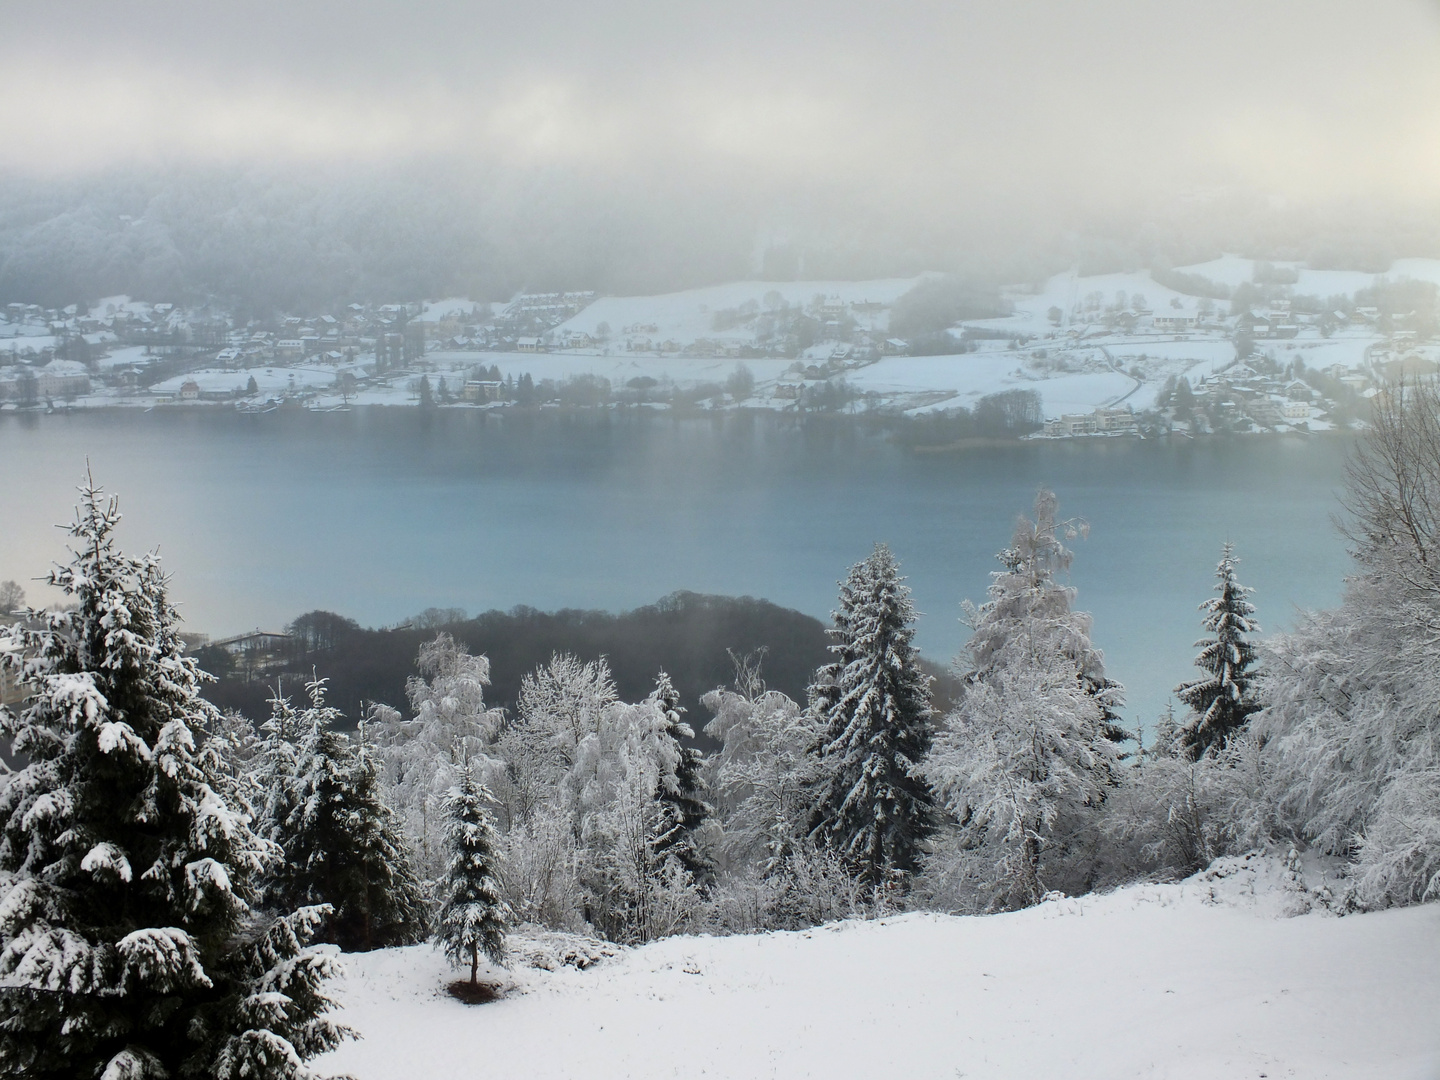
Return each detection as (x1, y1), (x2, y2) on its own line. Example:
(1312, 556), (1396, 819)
(499, 803), (588, 932)
(437, 764), (511, 987)
(0, 483), (350, 1079)
(807, 544), (937, 888)
(1096, 727), (1278, 886)
(923, 491), (1125, 911)
(1174, 543), (1262, 758)
(263, 680), (431, 951)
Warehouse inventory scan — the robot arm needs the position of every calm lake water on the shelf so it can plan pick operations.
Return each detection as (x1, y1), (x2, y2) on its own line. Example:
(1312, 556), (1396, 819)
(0, 408), (1353, 726)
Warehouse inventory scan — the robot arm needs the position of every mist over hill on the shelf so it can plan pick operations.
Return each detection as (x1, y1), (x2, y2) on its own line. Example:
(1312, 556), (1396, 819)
(4, 165), (1440, 311)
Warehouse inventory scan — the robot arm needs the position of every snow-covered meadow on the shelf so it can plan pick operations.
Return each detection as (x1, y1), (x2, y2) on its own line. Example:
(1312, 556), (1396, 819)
(321, 856), (1440, 1080)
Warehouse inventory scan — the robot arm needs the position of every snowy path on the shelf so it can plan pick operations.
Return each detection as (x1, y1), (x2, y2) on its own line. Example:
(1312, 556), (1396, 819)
(319, 870), (1440, 1080)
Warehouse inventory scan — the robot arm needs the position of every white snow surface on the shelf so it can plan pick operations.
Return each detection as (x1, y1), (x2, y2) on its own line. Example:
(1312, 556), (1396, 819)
(319, 856), (1440, 1080)
(552, 277), (925, 344)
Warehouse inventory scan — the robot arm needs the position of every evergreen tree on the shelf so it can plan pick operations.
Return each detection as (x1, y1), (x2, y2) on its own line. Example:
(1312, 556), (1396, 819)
(1175, 543), (1261, 758)
(807, 544), (937, 887)
(648, 670), (713, 884)
(418, 375), (434, 408)
(924, 490), (1124, 909)
(0, 483), (350, 1079)
(268, 680), (431, 952)
(437, 764), (510, 987)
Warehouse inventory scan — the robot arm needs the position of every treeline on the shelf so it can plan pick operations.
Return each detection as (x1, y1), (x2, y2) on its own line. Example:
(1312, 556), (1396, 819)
(199, 593), (834, 733)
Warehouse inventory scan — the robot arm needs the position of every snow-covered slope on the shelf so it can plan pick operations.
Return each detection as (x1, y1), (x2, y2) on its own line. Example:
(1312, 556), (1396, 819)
(551, 277), (925, 346)
(318, 857), (1440, 1080)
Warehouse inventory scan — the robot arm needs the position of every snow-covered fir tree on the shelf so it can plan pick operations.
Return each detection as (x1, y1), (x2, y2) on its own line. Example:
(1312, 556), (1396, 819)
(437, 763), (511, 987)
(807, 544), (937, 888)
(648, 670), (714, 884)
(1175, 543), (1261, 758)
(266, 680), (430, 951)
(0, 483), (351, 1079)
(924, 490), (1124, 910)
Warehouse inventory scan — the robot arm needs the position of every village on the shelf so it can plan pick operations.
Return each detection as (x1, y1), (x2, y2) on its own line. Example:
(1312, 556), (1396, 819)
(2, 256), (1438, 436)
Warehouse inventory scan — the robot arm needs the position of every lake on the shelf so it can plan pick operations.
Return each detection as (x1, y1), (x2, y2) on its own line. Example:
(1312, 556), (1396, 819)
(0, 408), (1353, 727)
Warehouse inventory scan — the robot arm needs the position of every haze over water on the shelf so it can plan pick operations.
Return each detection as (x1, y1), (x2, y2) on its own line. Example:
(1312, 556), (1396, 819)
(0, 410), (1350, 726)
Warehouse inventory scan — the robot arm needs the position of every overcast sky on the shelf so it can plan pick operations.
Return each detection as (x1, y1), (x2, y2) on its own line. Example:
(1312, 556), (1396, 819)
(2, 0), (1438, 274)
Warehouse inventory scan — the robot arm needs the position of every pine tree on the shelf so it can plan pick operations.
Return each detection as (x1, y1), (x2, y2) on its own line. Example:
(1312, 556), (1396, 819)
(807, 544), (937, 887)
(0, 482), (351, 1079)
(437, 764), (511, 987)
(1175, 543), (1261, 758)
(924, 490), (1124, 909)
(648, 670), (714, 883)
(268, 680), (431, 952)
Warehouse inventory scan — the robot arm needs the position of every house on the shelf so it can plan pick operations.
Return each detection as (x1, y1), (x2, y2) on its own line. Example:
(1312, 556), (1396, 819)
(516, 337), (543, 353)
(462, 380), (503, 403)
(1283, 400), (1311, 419)
(1247, 398), (1283, 425)
(275, 339), (304, 359)
(37, 359), (91, 399)
(1094, 407), (1137, 433)
(1152, 312), (1199, 333)
(1045, 413), (1099, 436)
(773, 383), (802, 400)
(179, 380), (201, 401)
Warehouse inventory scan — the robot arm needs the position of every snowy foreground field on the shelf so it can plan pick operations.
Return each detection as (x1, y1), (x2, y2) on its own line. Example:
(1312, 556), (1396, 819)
(319, 857), (1440, 1080)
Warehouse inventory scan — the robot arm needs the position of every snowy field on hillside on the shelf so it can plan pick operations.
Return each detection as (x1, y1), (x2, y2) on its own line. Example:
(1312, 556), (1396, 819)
(550, 277), (925, 346)
(318, 856), (1440, 1080)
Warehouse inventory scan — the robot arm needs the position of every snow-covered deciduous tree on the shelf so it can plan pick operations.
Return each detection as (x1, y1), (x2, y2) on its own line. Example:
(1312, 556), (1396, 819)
(648, 670), (713, 884)
(567, 697), (704, 943)
(808, 544), (937, 888)
(924, 491), (1124, 910)
(496, 653), (617, 825)
(437, 764), (510, 987)
(703, 680), (820, 874)
(265, 679), (430, 951)
(1257, 379), (1440, 907)
(1175, 543), (1261, 758)
(0, 482), (350, 1079)
(374, 634), (505, 876)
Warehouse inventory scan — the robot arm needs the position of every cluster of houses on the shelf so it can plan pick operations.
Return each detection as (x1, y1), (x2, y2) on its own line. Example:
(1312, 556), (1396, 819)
(1175, 363), (1367, 431)
(1042, 407), (1139, 437)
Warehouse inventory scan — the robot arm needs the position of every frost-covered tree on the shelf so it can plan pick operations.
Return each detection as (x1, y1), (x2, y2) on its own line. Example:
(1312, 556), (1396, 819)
(437, 764), (510, 987)
(703, 682), (821, 873)
(375, 634), (504, 876)
(496, 652), (617, 825)
(0, 579), (24, 615)
(1257, 379), (1440, 907)
(567, 697), (704, 943)
(924, 491), (1123, 910)
(0, 483), (350, 1079)
(1175, 543), (1261, 758)
(648, 670), (713, 883)
(807, 544), (937, 887)
(267, 680), (430, 952)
